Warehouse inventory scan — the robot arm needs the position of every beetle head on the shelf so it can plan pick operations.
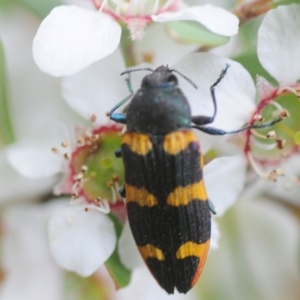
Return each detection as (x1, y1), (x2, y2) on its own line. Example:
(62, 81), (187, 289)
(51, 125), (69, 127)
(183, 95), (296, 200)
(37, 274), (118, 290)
(141, 66), (178, 89)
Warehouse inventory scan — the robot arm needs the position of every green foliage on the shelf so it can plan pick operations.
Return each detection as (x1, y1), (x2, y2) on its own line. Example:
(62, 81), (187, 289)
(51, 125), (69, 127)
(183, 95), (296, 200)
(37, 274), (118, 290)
(17, 0), (62, 18)
(0, 39), (15, 145)
(105, 214), (131, 288)
(165, 21), (229, 46)
(234, 51), (277, 85)
(274, 0), (300, 7)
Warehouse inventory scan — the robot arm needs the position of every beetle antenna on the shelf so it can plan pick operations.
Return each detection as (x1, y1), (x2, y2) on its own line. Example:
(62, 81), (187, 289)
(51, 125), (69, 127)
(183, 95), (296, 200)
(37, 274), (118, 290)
(121, 68), (154, 76)
(169, 69), (198, 89)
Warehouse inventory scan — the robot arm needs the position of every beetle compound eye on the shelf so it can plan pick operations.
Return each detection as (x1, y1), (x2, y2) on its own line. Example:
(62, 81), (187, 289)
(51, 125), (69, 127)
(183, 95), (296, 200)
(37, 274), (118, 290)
(141, 77), (151, 88)
(167, 75), (178, 85)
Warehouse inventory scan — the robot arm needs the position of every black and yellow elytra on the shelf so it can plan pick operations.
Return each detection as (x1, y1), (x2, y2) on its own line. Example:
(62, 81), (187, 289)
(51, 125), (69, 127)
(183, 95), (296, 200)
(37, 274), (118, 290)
(122, 130), (210, 294)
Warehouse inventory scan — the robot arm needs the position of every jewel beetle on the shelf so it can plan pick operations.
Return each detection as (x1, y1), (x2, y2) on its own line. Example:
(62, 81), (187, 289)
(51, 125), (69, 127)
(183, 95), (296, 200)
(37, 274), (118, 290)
(108, 64), (282, 294)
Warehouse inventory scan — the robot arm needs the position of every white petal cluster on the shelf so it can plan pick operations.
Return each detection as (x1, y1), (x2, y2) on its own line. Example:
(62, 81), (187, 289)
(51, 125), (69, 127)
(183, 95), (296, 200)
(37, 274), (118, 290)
(32, 3), (239, 76)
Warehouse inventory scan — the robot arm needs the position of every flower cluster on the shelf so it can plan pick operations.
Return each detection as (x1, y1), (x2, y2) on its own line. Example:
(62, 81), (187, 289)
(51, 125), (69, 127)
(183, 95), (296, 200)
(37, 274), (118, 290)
(1, 1), (300, 299)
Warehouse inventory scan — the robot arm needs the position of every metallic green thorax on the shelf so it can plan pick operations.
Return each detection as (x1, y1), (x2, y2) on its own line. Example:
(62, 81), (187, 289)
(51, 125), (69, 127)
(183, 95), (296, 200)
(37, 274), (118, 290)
(126, 67), (191, 135)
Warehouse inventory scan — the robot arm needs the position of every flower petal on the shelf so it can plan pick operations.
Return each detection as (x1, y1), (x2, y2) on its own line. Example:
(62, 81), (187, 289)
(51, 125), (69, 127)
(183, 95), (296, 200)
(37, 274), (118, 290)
(204, 155), (247, 216)
(118, 220), (144, 270)
(210, 218), (220, 250)
(257, 4), (300, 85)
(152, 4), (239, 36)
(174, 52), (256, 130)
(6, 121), (71, 178)
(48, 204), (116, 276)
(0, 150), (56, 204)
(1, 202), (65, 300)
(115, 266), (198, 300)
(6, 141), (63, 178)
(0, 5), (78, 139)
(61, 49), (127, 123)
(133, 22), (198, 67)
(244, 154), (300, 208)
(33, 5), (121, 76)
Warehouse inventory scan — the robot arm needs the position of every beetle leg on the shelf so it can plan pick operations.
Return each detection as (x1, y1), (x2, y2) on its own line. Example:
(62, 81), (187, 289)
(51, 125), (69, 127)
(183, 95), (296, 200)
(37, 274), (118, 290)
(208, 200), (217, 215)
(115, 149), (122, 158)
(108, 73), (134, 124)
(110, 113), (127, 124)
(119, 186), (126, 198)
(192, 117), (282, 135)
(191, 64), (230, 126)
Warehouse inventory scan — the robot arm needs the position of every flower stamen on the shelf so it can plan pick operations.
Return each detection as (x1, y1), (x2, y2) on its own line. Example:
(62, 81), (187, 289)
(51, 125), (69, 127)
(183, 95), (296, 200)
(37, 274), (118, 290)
(276, 138), (286, 149)
(51, 147), (59, 154)
(279, 109), (290, 119)
(64, 153), (71, 160)
(72, 192), (79, 199)
(91, 134), (99, 142)
(270, 100), (283, 111)
(61, 140), (70, 148)
(253, 114), (264, 122)
(77, 137), (85, 147)
(74, 173), (84, 182)
(251, 129), (276, 139)
(81, 165), (88, 173)
(96, 198), (110, 213)
(247, 152), (284, 182)
(90, 113), (97, 123)
(99, 0), (108, 14)
(251, 138), (277, 150)
(277, 86), (300, 98)
(84, 200), (110, 214)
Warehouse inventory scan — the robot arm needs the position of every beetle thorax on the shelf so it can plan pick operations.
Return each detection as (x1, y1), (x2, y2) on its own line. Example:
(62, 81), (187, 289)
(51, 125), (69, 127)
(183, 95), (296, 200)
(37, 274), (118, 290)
(126, 86), (191, 135)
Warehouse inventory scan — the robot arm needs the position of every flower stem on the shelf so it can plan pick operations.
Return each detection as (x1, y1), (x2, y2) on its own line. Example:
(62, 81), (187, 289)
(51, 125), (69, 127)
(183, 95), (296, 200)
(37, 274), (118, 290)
(119, 26), (137, 67)
(233, 0), (273, 24)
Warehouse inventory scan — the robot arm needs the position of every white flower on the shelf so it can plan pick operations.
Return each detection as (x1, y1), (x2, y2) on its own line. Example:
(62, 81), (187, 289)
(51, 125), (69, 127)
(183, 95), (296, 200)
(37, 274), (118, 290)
(6, 48), (126, 180)
(242, 5), (300, 186)
(5, 49), (127, 278)
(192, 5), (300, 190)
(0, 3), (75, 204)
(32, 1), (239, 76)
(0, 6), (79, 299)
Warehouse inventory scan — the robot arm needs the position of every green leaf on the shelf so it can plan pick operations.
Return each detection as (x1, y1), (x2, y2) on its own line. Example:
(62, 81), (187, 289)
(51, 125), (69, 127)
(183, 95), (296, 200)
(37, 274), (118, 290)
(17, 0), (63, 19)
(165, 21), (229, 46)
(0, 39), (15, 145)
(105, 214), (131, 288)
